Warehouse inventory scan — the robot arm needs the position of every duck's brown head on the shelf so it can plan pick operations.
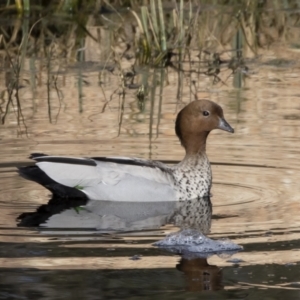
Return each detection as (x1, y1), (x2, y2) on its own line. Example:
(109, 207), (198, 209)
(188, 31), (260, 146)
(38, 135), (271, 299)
(175, 100), (234, 154)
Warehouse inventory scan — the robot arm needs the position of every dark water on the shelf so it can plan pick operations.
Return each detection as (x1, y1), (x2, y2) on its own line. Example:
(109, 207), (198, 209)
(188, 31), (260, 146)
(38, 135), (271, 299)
(1, 2), (300, 299)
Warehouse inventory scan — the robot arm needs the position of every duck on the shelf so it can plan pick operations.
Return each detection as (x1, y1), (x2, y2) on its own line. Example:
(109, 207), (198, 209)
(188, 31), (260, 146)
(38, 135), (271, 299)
(18, 99), (234, 202)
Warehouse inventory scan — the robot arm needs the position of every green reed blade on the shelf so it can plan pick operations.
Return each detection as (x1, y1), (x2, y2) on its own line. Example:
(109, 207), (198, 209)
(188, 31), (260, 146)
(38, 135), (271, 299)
(157, 0), (166, 52)
(141, 6), (151, 49)
(150, 0), (159, 39)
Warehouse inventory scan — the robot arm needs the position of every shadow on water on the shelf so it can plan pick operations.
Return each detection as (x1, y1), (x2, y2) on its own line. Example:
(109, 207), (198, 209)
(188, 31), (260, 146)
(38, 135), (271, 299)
(1, 1), (300, 299)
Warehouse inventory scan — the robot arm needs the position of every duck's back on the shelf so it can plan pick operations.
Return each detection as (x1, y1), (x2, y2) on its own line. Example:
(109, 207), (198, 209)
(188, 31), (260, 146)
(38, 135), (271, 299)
(24, 155), (177, 202)
(86, 158), (177, 201)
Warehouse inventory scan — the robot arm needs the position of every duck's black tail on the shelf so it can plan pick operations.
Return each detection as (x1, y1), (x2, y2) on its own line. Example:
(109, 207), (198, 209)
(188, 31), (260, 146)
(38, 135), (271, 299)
(17, 153), (88, 227)
(18, 165), (87, 199)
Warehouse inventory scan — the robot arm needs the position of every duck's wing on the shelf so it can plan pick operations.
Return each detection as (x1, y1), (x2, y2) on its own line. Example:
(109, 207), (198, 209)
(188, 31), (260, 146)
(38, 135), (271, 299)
(27, 154), (176, 202)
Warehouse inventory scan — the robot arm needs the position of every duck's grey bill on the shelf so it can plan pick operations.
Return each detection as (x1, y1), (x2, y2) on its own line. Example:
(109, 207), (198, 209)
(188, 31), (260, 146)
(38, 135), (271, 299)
(218, 118), (234, 133)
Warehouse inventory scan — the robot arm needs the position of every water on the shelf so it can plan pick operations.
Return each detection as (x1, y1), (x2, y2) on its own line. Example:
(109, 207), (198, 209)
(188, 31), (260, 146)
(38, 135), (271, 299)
(1, 2), (300, 299)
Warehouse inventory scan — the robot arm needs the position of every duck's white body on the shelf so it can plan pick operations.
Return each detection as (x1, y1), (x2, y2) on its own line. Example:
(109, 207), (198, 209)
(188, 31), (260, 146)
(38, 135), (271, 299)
(34, 153), (211, 202)
(19, 100), (233, 203)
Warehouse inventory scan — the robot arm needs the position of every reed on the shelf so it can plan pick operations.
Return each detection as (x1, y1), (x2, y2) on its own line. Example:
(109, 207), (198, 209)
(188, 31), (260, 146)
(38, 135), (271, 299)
(0, 0), (300, 128)
(131, 0), (196, 66)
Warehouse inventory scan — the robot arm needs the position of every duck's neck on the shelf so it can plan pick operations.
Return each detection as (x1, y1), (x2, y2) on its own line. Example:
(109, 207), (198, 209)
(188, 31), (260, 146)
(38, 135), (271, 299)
(182, 132), (209, 156)
(173, 137), (212, 200)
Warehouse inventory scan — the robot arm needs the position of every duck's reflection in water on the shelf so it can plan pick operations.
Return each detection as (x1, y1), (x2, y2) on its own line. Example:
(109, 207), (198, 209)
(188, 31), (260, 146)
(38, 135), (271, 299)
(17, 196), (240, 292)
(177, 257), (222, 292)
(171, 195), (212, 234)
(17, 196), (212, 233)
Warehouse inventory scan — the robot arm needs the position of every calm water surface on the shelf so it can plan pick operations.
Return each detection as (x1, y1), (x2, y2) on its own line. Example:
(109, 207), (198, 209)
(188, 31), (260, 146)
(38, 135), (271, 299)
(1, 4), (300, 299)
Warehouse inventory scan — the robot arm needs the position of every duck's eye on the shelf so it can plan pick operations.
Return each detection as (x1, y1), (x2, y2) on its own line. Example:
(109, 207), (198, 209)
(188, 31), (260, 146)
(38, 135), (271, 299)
(203, 111), (210, 117)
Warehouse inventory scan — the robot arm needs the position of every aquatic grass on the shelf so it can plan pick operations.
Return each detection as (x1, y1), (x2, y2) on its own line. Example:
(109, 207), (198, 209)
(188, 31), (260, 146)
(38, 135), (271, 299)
(0, 14), (30, 135)
(14, 0), (29, 15)
(0, 0), (300, 130)
(0, 5), (98, 129)
(131, 0), (195, 66)
(157, 0), (167, 52)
